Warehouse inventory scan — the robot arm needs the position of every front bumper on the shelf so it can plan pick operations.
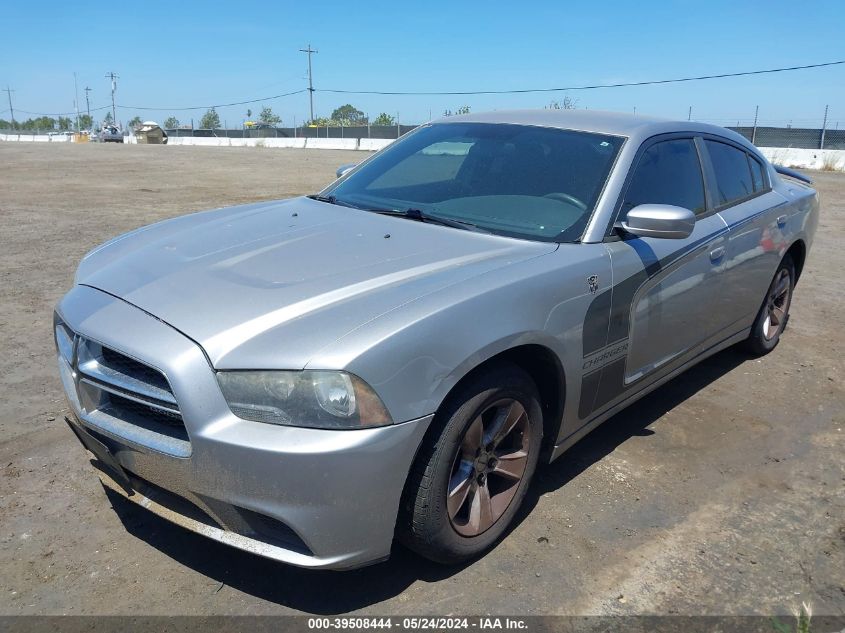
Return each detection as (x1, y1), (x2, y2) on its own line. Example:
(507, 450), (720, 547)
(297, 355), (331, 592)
(57, 285), (432, 570)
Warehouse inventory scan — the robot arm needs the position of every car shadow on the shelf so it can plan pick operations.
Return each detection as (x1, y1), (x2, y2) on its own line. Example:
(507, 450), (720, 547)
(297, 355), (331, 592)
(104, 346), (749, 614)
(105, 486), (468, 613)
(516, 346), (748, 521)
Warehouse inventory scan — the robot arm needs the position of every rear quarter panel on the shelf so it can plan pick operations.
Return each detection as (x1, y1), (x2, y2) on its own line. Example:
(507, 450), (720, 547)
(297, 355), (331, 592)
(717, 166), (819, 331)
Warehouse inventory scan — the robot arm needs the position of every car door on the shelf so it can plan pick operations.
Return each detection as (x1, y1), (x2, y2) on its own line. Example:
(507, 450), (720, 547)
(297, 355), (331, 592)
(583, 136), (730, 419)
(701, 138), (789, 332)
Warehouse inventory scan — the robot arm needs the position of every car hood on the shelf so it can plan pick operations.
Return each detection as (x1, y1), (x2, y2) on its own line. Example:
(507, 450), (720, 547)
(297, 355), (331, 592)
(77, 197), (556, 369)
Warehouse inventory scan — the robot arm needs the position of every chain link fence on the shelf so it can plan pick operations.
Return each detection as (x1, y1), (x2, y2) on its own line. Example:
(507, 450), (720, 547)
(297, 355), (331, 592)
(165, 124), (845, 149)
(3, 124), (844, 149)
(165, 125), (418, 139)
(728, 126), (845, 150)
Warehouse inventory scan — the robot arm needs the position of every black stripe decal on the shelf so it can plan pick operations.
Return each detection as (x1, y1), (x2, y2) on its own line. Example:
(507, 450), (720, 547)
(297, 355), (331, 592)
(577, 205), (781, 420)
(582, 229), (728, 358)
(578, 226), (731, 418)
(582, 288), (612, 355)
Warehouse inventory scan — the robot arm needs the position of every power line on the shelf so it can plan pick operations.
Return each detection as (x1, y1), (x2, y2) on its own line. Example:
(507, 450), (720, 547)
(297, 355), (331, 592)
(13, 89), (307, 117)
(118, 88), (308, 111)
(7, 59), (842, 118)
(15, 105), (111, 116)
(317, 59), (845, 96)
(114, 58), (845, 111)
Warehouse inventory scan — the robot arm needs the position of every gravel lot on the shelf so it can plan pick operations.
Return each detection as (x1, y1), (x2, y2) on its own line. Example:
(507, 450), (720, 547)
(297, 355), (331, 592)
(0, 142), (842, 617)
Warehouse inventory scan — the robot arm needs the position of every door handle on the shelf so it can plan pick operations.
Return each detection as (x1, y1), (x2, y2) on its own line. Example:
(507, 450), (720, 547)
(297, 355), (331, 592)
(709, 246), (725, 262)
(777, 214), (788, 227)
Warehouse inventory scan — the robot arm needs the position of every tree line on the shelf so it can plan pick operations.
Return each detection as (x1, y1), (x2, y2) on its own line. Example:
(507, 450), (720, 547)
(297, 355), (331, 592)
(1, 114), (93, 131)
(2, 99), (577, 132)
(1, 112), (124, 131)
(3, 100), (584, 133)
(175, 104), (416, 130)
(177, 104), (404, 130)
(2, 101), (498, 132)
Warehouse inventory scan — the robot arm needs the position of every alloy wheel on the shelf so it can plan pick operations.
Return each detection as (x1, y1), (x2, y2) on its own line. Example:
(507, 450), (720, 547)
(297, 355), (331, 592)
(446, 398), (531, 537)
(763, 268), (792, 340)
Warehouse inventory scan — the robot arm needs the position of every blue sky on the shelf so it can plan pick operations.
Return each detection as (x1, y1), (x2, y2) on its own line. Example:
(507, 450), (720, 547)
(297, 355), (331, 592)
(2, 0), (843, 128)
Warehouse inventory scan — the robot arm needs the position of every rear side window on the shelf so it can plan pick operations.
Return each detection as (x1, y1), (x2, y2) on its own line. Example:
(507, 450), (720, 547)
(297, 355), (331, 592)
(705, 140), (754, 205)
(622, 139), (706, 216)
(748, 154), (766, 192)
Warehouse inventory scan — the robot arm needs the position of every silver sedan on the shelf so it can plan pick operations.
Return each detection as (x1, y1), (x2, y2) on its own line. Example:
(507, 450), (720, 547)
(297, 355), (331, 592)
(55, 109), (818, 569)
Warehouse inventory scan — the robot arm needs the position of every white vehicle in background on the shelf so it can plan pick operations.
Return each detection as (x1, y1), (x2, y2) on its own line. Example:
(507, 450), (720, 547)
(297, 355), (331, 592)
(98, 124), (124, 143)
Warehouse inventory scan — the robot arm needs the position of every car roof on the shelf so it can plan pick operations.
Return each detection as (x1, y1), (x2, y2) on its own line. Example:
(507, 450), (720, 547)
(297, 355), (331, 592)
(432, 108), (755, 149)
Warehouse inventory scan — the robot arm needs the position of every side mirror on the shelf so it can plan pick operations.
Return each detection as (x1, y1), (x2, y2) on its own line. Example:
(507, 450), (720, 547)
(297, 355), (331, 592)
(620, 204), (695, 240)
(336, 163), (357, 179)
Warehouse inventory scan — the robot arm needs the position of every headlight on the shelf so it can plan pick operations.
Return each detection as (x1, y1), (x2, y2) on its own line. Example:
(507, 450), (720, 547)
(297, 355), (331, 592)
(216, 370), (393, 429)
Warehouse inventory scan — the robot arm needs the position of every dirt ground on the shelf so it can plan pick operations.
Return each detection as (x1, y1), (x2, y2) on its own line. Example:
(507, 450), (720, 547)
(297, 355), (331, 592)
(0, 142), (842, 617)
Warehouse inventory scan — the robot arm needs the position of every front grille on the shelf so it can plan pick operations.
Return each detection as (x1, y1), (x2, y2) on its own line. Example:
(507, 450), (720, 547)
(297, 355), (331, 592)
(56, 318), (189, 446)
(102, 393), (188, 442)
(100, 346), (171, 393)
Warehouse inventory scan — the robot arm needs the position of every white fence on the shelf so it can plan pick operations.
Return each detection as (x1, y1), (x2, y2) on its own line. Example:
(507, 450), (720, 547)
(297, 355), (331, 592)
(165, 136), (394, 151)
(2, 132), (843, 170)
(0, 133), (72, 142)
(0, 133), (395, 151)
(759, 147), (844, 172)
(163, 138), (845, 168)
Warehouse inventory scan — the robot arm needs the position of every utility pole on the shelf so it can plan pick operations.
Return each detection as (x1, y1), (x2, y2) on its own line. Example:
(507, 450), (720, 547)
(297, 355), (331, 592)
(84, 86), (92, 122)
(105, 71), (118, 123)
(74, 72), (80, 132)
(4, 86), (15, 130)
(751, 105), (759, 145)
(688, 106), (692, 121)
(820, 104), (829, 150)
(299, 44), (317, 123)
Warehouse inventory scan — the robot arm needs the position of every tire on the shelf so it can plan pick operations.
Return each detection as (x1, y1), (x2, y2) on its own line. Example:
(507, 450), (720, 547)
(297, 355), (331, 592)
(743, 254), (795, 356)
(399, 362), (543, 564)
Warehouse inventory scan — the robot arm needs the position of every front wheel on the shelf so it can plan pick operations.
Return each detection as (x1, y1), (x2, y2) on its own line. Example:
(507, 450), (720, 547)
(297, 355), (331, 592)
(743, 254), (795, 356)
(399, 363), (542, 564)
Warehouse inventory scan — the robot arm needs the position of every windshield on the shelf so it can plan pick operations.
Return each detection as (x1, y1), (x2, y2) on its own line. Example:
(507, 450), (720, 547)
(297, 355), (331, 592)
(326, 122), (624, 242)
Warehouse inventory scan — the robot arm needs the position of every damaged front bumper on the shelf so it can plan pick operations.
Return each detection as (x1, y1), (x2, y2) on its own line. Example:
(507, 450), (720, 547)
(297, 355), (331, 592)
(57, 285), (432, 570)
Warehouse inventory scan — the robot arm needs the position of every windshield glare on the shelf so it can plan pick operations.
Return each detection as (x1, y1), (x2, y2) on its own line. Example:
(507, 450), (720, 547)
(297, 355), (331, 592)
(327, 122), (624, 242)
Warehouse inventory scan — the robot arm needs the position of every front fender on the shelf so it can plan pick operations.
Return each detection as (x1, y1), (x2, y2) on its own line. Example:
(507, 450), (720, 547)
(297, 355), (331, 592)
(423, 330), (567, 420)
(307, 256), (601, 428)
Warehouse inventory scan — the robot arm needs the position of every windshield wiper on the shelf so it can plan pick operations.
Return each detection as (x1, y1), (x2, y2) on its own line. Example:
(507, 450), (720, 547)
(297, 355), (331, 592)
(308, 197), (488, 233)
(371, 207), (489, 233)
(307, 194), (336, 203)
(306, 194), (359, 209)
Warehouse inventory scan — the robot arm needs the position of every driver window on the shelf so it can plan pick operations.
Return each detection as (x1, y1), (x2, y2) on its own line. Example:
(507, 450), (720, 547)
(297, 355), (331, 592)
(621, 139), (706, 219)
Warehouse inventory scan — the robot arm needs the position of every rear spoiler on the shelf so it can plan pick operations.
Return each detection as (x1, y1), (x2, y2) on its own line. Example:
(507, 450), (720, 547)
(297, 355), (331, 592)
(773, 164), (813, 185)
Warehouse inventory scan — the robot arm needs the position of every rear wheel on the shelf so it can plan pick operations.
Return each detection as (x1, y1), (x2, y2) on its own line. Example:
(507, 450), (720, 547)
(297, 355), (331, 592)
(399, 363), (542, 564)
(744, 254), (795, 356)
